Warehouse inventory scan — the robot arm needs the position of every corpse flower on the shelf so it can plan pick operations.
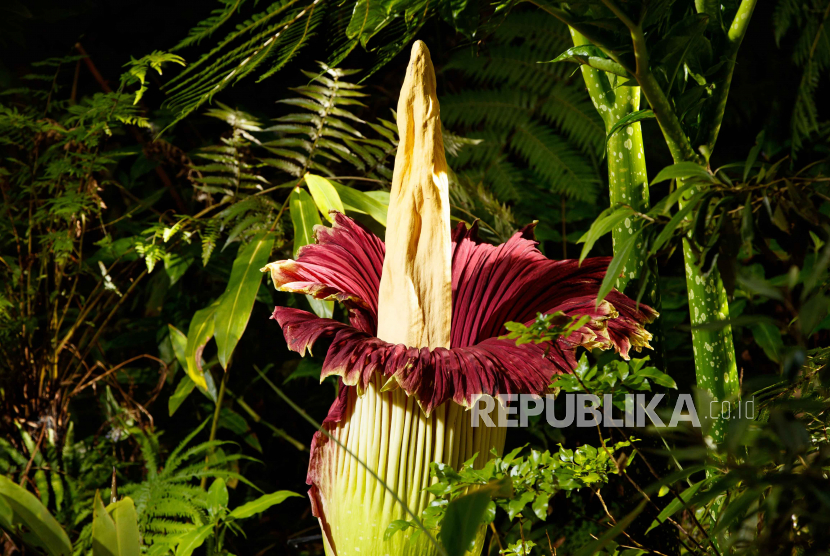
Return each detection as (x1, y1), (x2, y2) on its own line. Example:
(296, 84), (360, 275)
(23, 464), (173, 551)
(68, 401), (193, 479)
(263, 41), (657, 556)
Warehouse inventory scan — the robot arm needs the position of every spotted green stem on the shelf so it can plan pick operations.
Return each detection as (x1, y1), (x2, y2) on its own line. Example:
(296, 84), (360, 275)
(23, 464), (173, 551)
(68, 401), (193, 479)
(570, 29), (663, 359)
(679, 198), (739, 443)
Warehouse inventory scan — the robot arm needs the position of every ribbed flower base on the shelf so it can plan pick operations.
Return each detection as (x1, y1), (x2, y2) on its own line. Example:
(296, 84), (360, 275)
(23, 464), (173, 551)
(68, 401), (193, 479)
(309, 376), (506, 556)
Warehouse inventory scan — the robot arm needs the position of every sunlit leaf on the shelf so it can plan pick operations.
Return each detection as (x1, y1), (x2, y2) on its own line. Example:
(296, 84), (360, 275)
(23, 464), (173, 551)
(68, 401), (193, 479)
(227, 491), (302, 520)
(305, 174), (345, 223)
(215, 231), (274, 369)
(0, 475), (71, 556)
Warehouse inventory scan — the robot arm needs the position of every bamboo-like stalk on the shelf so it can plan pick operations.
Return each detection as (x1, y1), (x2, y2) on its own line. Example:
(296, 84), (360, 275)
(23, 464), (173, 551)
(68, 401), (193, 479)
(680, 238), (739, 441)
(570, 30), (663, 357)
(622, 2), (754, 441)
(569, 0), (757, 439)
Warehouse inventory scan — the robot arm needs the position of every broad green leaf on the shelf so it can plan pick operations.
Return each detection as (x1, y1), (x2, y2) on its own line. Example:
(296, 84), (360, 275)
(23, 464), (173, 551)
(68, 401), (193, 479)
(164, 252), (193, 286)
(736, 272), (784, 301)
(169, 324), (216, 404)
(175, 524), (212, 556)
(304, 174), (344, 223)
(346, 0), (390, 47)
(208, 478), (229, 517)
(606, 110), (654, 146)
(648, 182), (693, 216)
(0, 475), (71, 556)
(440, 489), (491, 556)
(284, 358), (323, 383)
(650, 162), (713, 185)
(800, 293), (830, 335)
(287, 187), (333, 317)
(110, 498), (140, 556)
(0, 497), (12, 530)
(168, 324), (188, 370)
(330, 181), (388, 226)
(651, 14), (709, 90)
(440, 479), (511, 556)
(652, 14), (709, 64)
(744, 130), (764, 182)
(646, 480), (705, 533)
(93, 491), (118, 556)
(636, 368), (677, 389)
(218, 407), (262, 452)
(598, 229), (643, 305)
(168, 374), (196, 416)
(750, 322), (783, 363)
(227, 491), (302, 520)
(289, 187), (322, 257)
(364, 190), (390, 204)
(578, 207), (635, 264)
(714, 487), (761, 534)
(306, 295), (334, 318)
(383, 519), (412, 541)
(215, 231), (274, 369)
(547, 45), (629, 77)
(576, 500), (646, 556)
(440, 0), (478, 37)
(184, 300), (221, 394)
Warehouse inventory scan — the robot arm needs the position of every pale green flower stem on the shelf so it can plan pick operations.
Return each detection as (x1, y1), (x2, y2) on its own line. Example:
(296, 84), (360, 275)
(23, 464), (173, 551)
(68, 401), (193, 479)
(315, 375), (505, 555)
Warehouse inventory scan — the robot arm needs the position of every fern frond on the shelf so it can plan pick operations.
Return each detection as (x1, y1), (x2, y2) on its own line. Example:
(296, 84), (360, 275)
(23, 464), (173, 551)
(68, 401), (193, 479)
(773, 0), (804, 45)
(442, 9), (601, 210)
(510, 121), (598, 201)
(260, 63), (397, 181)
(444, 45), (569, 91)
(489, 10), (571, 52)
(773, 0), (830, 157)
(121, 426), (251, 548)
(162, 418), (211, 473)
(163, 0), (326, 124)
(482, 158), (524, 201)
(160, 440), (239, 478)
(539, 84), (605, 156)
(174, 0), (250, 50)
(441, 89), (533, 130)
(449, 171), (517, 243)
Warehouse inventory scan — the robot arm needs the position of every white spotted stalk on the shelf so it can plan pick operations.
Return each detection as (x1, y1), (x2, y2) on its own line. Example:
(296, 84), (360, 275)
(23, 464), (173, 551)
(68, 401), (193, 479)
(570, 30), (663, 352)
(680, 204), (739, 442)
(673, 0), (758, 443)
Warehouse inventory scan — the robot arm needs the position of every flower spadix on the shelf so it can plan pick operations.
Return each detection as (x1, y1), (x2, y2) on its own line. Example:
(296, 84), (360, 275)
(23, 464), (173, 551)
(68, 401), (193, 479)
(263, 41), (657, 556)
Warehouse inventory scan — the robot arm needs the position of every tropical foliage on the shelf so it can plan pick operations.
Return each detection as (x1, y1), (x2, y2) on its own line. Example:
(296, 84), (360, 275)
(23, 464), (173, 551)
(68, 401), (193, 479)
(1, 0), (829, 554)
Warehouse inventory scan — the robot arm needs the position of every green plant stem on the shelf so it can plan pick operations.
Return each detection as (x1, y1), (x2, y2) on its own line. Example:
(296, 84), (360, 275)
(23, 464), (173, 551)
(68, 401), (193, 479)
(595, 3), (747, 442)
(254, 366), (448, 556)
(680, 235), (739, 442)
(528, 1), (632, 71)
(201, 370), (228, 489)
(697, 0), (759, 152)
(628, 27), (701, 164)
(570, 30), (664, 363)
